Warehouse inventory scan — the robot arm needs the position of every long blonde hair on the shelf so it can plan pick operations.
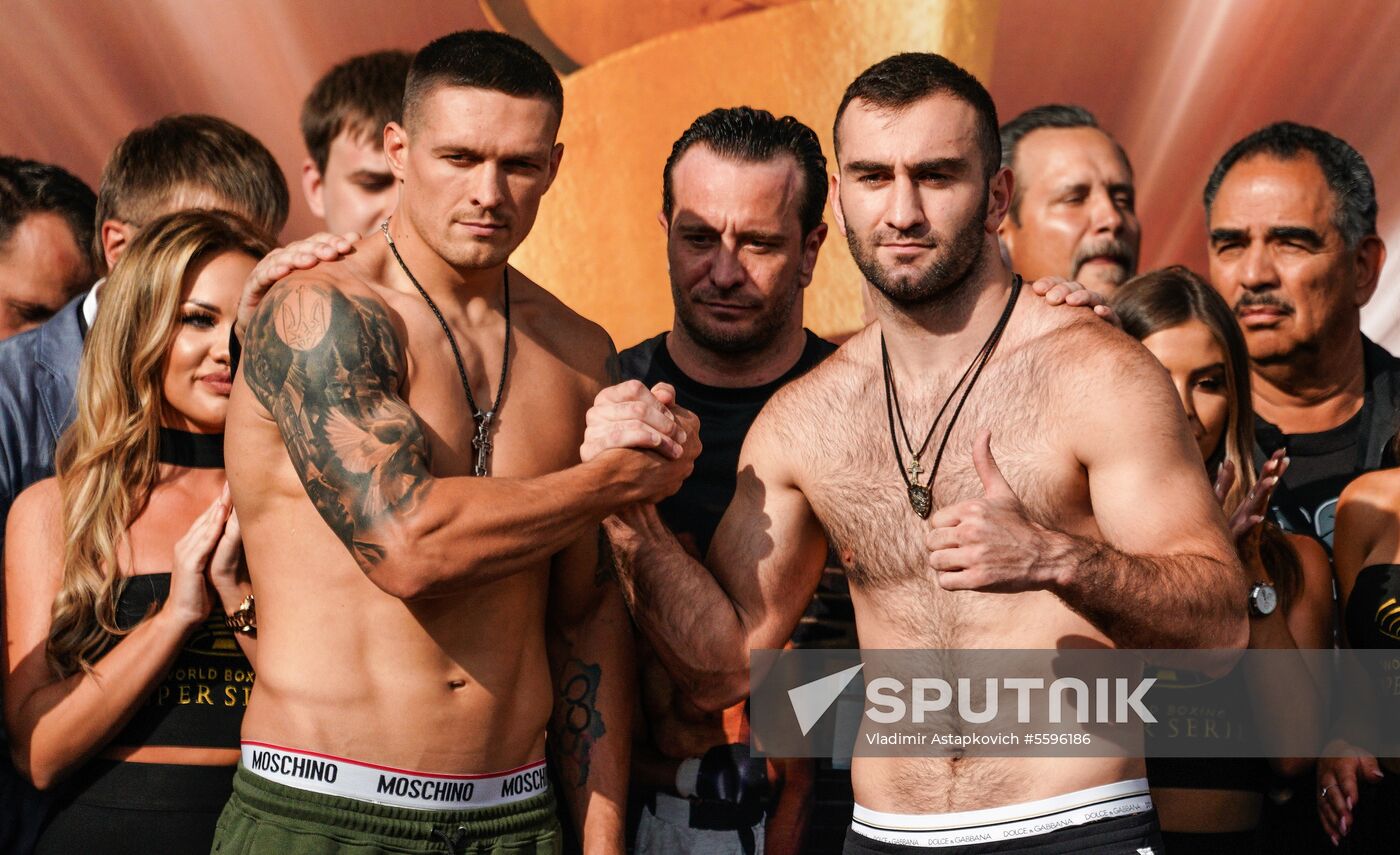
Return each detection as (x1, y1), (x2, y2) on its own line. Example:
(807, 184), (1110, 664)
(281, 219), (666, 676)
(47, 210), (273, 676)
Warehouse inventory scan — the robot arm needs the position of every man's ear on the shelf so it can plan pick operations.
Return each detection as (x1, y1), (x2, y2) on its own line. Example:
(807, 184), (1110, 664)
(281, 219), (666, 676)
(829, 172), (848, 237)
(301, 158), (326, 220)
(986, 166), (1013, 234)
(542, 141), (565, 193)
(798, 223), (828, 289)
(383, 123), (409, 179)
(100, 220), (136, 269)
(1354, 234), (1387, 307)
(657, 210), (670, 234)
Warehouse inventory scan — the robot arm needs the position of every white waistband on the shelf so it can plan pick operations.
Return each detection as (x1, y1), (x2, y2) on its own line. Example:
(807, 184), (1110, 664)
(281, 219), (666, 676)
(851, 778), (1152, 848)
(650, 791), (693, 826)
(240, 742), (548, 812)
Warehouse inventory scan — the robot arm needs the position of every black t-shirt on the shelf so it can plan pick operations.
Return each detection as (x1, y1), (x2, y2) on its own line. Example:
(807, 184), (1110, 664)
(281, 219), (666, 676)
(618, 330), (837, 557)
(1254, 337), (1400, 551)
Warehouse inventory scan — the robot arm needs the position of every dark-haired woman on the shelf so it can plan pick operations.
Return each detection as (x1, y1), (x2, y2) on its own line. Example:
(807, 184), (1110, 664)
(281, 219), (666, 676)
(1114, 266), (1332, 853)
(4, 210), (270, 854)
(1315, 469), (1400, 852)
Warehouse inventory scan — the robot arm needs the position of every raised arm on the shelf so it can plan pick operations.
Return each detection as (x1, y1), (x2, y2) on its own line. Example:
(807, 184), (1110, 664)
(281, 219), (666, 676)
(596, 398), (829, 712)
(926, 332), (1248, 650)
(241, 278), (693, 600)
(546, 528), (633, 854)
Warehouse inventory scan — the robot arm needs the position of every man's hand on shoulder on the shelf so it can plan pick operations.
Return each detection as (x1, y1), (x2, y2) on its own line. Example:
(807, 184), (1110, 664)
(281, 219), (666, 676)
(580, 380), (701, 505)
(1027, 275), (1120, 328)
(924, 431), (1071, 593)
(235, 231), (359, 341)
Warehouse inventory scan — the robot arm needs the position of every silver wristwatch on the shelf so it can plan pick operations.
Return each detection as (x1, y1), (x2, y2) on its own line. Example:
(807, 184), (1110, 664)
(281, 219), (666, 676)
(1248, 581), (1278, 617)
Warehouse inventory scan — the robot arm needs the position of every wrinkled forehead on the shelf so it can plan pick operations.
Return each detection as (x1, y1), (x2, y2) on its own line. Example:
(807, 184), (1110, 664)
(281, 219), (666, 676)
(410, 84), (559, 157)
(1016, 127), (1133, 187)
(1209, 153), (1337, 231)
(835, 93), (982, 168)
(670, 146), (803, 232)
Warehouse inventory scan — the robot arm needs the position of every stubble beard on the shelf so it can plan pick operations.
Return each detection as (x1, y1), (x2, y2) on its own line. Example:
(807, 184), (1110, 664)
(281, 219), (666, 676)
(671, 276), (802, 356)
(847, 200), (989, 311)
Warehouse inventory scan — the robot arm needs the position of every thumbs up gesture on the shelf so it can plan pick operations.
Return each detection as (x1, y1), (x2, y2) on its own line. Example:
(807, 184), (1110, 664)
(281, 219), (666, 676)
(924, 431), (1063, 592)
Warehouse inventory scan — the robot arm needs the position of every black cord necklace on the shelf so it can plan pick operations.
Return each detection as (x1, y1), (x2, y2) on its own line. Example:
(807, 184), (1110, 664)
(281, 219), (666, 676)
(882, 275), (1021, 518)
(381, 219), (511, 477)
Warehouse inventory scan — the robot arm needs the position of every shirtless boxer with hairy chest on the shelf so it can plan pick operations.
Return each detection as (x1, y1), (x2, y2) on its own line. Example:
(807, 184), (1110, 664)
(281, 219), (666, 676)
(586, 53), (1248, 855)
(216, 32), (697, 855)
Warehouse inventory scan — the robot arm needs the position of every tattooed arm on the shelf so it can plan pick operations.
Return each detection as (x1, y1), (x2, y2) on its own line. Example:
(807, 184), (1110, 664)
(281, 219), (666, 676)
(547, 529), (632, 854)
(241, 277), (695, 599)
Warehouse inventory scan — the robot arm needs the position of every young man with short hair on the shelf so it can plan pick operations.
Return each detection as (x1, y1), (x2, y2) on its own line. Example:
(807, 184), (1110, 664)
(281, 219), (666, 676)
(300, 50), (412, 237)
(588, 52), (1246, 855)
(220, 31), (697, 854)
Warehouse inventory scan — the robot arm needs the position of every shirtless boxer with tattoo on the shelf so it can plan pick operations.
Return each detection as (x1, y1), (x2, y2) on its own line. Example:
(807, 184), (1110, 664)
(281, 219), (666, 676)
(585, 53), (1247, 854)
(215, 32), (697, 854)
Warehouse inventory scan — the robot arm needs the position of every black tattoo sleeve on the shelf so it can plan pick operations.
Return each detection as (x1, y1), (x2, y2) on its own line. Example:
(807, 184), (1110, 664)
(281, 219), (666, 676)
(243, 281), (432, 571)
(550, 658), (607, 788)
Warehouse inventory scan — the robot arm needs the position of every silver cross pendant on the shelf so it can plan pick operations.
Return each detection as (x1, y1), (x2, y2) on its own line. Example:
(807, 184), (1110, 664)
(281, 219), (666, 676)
(472, 411), (494, 477)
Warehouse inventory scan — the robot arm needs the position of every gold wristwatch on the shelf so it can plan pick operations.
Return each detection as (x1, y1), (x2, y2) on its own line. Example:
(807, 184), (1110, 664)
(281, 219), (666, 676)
(224, 595), (256, 634)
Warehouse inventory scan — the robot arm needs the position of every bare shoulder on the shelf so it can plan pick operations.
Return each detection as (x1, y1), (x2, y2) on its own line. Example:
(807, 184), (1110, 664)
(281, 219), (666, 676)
(1017, 302), (1177, 421)
(8, 477), (60, 531)
(507, 269), (617, 388)
(1285, 533), (1332, 581)
(252, 265), (388, 347)
(5, 477), (62, 570)
(1021, 299), (1158, 379)
(1334, 468), (1400, 565)
(750, 328), (873, 450)
(242, 266), (403, 409)
(1339, 467), (1400, 514)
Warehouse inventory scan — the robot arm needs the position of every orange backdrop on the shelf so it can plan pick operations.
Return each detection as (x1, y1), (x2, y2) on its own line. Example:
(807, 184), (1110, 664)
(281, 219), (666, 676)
(3, 0), (1398, 347)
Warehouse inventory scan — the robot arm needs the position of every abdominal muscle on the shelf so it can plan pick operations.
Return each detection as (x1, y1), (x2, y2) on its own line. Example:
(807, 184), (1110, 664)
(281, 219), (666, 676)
(240, 552), (555, 776)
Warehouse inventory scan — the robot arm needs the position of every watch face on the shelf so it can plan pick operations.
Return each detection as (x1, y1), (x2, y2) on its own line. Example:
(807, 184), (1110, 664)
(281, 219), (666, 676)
(1252, 583), (1278, 615)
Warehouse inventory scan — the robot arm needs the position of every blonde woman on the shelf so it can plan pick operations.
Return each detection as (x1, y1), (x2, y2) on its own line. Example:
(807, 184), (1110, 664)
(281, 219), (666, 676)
(3, 210), (271, 854)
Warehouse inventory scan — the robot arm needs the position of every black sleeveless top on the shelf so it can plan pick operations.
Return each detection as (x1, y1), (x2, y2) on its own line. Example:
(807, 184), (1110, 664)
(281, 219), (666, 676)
(1346, 564), (1400, 649)
(108, 573), (252, 748)
(1143, 663), (1270, 792)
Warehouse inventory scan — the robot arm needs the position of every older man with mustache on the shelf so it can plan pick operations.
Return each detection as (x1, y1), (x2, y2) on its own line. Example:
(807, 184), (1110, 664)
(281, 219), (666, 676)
(1204, 121), (1395, 553)
(997, 104), (1140, 296)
